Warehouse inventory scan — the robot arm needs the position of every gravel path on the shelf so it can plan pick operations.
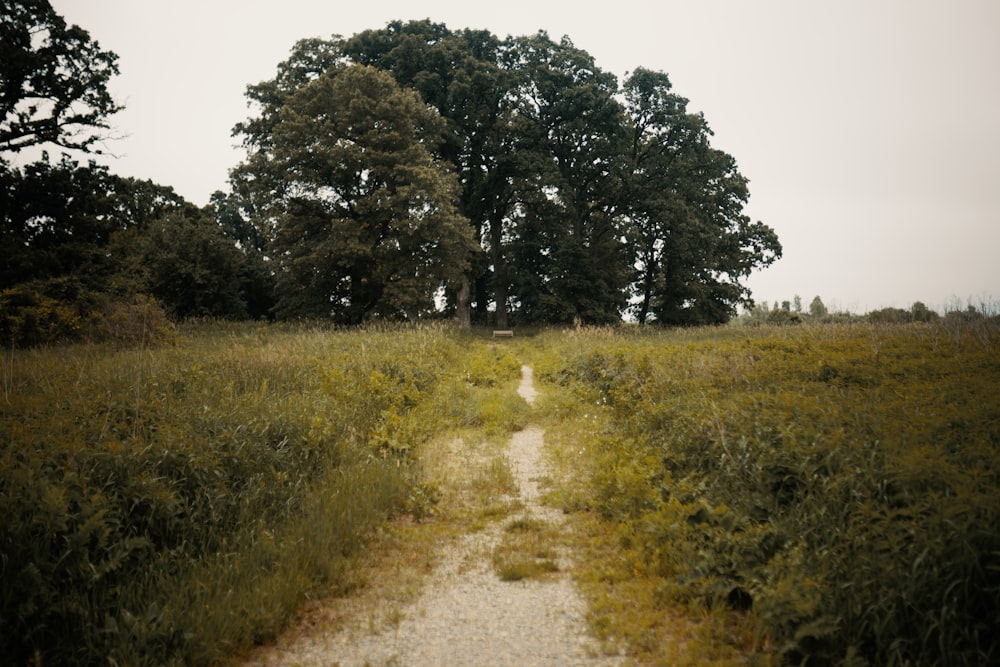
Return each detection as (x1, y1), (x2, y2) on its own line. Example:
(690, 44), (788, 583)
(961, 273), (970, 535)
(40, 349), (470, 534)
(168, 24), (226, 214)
(244, 366), (620, 666)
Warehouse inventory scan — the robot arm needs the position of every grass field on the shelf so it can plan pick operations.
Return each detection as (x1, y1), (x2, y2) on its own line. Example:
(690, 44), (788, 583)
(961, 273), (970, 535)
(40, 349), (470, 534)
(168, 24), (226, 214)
(2, 317), (997, 665)
(528, 318), (1000, 666)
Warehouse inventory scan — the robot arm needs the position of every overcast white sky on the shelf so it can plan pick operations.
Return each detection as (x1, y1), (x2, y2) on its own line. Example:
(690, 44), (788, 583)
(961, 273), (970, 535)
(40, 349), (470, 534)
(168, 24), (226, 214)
(48, 0), (1000, 314)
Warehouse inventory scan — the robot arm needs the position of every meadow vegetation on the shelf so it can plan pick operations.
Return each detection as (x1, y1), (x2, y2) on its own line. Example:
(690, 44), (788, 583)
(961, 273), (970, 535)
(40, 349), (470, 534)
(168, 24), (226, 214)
(0, 322), (522, 666)
(2, 317), (997, 666)
(530, 318), (999, 666)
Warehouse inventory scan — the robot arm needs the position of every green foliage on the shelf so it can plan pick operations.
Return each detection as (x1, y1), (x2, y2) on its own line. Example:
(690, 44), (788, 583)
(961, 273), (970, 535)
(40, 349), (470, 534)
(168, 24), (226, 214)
(0, 282), (82, 345)
(767, 308), (802, 325)
(234, 64), (476, 322)
(540, 321), (1000, 666)
(0, 283), (176, 347)
(7, 317), (995, 665)
(418, 341), (527, 436)
(493, 515), (560, 581)
(809, 295), (827, 318)
(622, 68), (781, 326)
(2, 154), (259, 337)
(0, 0), (122, 154)
(0, 323), (486, 665)
(234, 22), (780, 327)
(91, 294), (177, 347)
(459, 343), (522, 388)
(112, 212), (253, 319)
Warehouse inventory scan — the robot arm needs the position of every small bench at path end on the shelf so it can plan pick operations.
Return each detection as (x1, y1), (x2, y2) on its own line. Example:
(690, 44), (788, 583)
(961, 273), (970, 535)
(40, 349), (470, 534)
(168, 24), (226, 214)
(492, 330), (514, 338)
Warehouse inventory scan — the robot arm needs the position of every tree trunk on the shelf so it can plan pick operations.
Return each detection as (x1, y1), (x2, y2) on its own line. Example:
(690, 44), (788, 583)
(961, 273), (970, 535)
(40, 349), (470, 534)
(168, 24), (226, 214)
(456, 274), (471, 329)
(494, 277), (508, 329)
(489, 209), (508, 329)
(639, 262), (654, 325)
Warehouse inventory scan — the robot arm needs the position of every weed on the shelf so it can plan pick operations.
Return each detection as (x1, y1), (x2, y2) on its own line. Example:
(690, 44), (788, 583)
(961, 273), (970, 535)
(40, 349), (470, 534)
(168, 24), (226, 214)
(492, 514), (560, 581)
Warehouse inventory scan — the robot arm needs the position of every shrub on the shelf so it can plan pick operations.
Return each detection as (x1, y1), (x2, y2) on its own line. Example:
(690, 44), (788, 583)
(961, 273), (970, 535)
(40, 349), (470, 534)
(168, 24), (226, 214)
(90, 294), (177, 346)
(0, 283), (176, 348)
(0, 283), (82, 346)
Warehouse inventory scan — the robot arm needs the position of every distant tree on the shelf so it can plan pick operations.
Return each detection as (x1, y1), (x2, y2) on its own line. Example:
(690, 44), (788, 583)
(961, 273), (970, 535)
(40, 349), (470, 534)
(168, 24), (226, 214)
(0, 154), (264, 323)
(910, 301), (933, 322)
(0, 156), (193, 291)
(809, 295), (827, 318)
(1, 156), (112, 289)
(793, 294), (802, 313)
(767, 308), (801, 325)
(867, 307), (910, 323)
(235, 64), (476, 322)
(208, 191), (275, 318)
(781, 300), (791, 312)
(1, 0), (122, 156)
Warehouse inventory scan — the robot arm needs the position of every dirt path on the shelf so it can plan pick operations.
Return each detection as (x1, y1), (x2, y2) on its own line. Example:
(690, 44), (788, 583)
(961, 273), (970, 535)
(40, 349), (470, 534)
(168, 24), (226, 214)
(244, 366), (618, 666)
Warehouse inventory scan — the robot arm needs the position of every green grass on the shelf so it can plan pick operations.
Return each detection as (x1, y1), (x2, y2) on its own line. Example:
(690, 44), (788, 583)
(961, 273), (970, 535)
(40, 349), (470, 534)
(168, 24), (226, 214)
(531, 319), (1000, 666)
(0, 322), (524, 666)
(3, 318), (997, 666)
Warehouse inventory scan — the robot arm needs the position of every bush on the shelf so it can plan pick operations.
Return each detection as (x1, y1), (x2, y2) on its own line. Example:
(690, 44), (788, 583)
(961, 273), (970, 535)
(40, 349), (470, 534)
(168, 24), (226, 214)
(0, 283), (82, 346)
(0, 283), (176, 348)
(766, 309), (801, 325)
(91, 294), (177, 346)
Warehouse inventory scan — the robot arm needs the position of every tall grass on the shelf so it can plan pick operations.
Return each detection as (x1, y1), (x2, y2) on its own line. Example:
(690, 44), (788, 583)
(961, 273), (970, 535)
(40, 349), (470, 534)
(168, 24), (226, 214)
(536, 320), (1000, 666)
(0, 322), (498, 666)
(9, 318), (995, 665)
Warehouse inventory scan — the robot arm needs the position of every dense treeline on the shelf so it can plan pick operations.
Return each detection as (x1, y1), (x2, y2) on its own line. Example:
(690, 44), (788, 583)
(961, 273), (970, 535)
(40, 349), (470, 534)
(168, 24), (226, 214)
(1, 1), (272, 343)
(2, 3), (783, 341)
(231, 21), (782, 326)
(0, 158), (273, 341)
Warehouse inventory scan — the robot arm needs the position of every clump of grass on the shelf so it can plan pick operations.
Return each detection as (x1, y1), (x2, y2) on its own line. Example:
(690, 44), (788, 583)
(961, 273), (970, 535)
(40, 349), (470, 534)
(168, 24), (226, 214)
(505, 515), (544, 533)
(463, 456), (522, 528)
(495, 558), (560, 582)
(470, 456), (518, 499)
(492, 514), (560, 581)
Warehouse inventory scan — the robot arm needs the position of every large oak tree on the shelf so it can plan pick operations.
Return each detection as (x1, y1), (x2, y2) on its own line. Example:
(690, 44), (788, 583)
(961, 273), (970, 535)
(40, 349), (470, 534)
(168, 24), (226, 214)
(234, 64), (476, 322)
(622, 68), (781, 324)
(341, 21), (517, 326)
(504, 32), (630, 324)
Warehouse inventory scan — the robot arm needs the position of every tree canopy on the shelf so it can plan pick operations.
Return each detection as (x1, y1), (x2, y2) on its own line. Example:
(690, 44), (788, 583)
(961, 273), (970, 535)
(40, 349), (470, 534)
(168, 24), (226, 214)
(0, 0), (122, 156)
(233, 20), (781, 325)
(234, 64), (475, 322)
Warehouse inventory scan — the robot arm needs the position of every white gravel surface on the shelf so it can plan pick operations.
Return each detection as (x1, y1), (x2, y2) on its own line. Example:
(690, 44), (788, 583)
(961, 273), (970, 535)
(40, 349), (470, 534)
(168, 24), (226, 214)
(244, 366), (621, 666)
